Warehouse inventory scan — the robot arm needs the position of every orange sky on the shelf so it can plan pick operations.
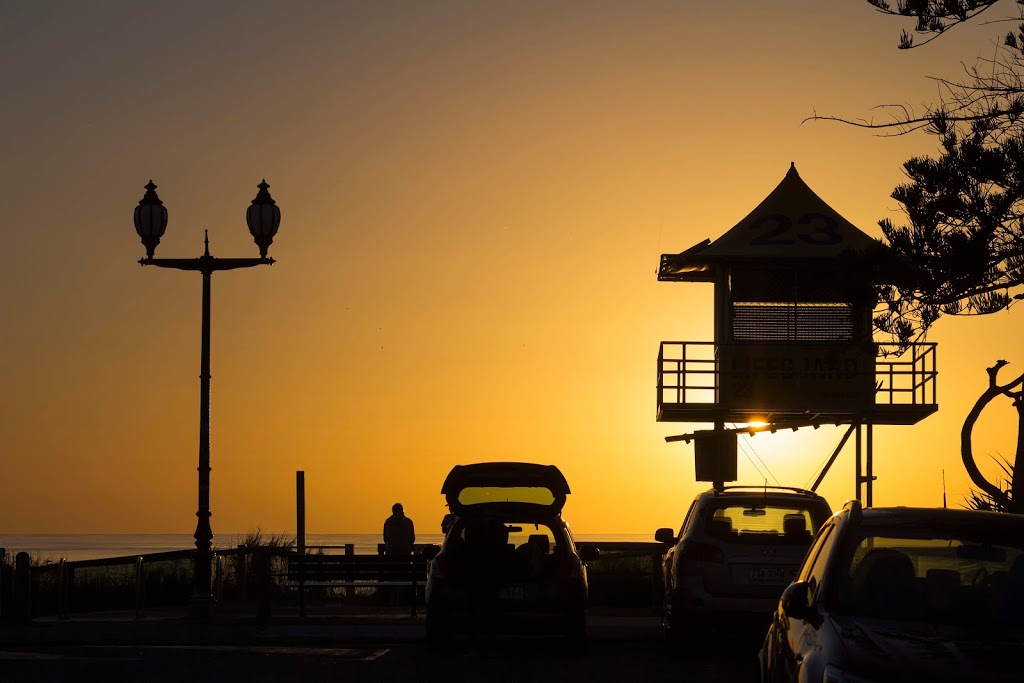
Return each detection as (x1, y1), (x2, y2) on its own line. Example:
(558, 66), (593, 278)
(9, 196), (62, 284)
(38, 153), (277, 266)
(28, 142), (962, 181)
(2, 1), (1020, 536)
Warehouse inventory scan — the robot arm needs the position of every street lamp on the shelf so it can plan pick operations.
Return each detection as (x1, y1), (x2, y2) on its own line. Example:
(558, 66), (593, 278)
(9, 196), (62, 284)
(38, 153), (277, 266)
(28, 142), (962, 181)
(133, 179), (280, 619)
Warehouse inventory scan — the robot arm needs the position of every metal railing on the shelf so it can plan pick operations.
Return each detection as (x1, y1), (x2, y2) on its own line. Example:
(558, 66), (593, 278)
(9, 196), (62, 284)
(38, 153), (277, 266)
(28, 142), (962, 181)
(872, 342), (937, 407)
(4, 539), (669, 620)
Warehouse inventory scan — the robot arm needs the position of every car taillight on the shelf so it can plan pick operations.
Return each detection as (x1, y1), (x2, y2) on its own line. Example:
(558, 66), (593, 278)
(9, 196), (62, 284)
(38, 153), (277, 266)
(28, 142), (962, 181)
(679, 540), (725, 563)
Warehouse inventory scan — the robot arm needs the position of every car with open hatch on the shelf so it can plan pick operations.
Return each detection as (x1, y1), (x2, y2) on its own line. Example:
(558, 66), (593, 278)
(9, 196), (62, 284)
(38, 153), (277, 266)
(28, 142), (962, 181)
(656, 485), (833, 644)
(424, 461), (598, 649)
(760, 500), (1024, 683)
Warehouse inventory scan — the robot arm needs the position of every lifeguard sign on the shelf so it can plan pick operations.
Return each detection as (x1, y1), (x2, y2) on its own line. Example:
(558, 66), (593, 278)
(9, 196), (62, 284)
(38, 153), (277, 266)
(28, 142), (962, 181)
(656, 163), (937, 497)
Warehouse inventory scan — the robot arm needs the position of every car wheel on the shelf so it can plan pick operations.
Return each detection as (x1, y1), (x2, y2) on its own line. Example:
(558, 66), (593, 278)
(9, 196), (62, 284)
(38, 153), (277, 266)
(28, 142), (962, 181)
(662, 594), (691, 650)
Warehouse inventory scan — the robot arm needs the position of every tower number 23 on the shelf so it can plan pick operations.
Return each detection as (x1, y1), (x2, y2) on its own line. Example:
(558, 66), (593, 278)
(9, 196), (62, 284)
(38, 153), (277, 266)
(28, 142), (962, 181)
(749, 213), (842, 246)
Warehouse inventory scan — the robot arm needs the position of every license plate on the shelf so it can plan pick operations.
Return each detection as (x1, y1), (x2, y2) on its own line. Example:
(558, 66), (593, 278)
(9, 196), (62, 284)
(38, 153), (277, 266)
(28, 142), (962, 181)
(498, 586), (525, 600)
(748, 567), (791, 584)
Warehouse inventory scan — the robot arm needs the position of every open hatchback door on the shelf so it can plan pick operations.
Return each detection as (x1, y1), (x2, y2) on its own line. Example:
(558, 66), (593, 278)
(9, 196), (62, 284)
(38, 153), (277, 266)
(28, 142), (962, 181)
(441, 462), (571, 517)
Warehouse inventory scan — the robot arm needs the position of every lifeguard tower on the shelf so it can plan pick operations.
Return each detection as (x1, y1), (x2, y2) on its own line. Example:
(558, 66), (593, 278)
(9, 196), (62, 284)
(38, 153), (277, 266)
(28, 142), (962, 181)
(656, 163), (937, 504)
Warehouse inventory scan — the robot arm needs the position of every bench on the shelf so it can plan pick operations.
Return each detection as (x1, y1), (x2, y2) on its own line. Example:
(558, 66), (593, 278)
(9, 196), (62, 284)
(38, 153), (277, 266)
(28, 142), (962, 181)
(286, 553), (429, 616)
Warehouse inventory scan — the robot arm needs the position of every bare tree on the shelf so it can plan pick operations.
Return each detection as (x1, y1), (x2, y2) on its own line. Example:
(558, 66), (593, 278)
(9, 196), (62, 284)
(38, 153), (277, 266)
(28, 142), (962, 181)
(961, 360), (1024, 511)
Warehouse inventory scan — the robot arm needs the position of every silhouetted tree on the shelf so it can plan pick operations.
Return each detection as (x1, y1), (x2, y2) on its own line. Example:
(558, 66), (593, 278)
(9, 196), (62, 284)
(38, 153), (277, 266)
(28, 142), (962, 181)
(867, 1), (1006, 50)
(812, 2), (1024, 348)
(961, 360), (1024, 512)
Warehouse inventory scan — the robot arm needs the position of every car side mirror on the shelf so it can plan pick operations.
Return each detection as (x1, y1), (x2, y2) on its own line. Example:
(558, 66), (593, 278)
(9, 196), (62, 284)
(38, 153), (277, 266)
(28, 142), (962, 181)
(779, 581), (814, 621)
(421, 544), (441, 560)
(655, 527), (676, 545)
(578, 545), (600, 562)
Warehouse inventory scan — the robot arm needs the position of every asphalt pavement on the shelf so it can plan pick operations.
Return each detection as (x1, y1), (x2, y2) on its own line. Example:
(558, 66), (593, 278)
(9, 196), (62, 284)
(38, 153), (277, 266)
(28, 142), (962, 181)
(0, 606), (763, 682)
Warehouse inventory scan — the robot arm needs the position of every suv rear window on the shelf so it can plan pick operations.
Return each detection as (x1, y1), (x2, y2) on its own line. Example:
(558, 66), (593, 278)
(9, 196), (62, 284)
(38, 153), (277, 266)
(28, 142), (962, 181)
(455, 486), (555, 507)
(707, 504), (820, 544)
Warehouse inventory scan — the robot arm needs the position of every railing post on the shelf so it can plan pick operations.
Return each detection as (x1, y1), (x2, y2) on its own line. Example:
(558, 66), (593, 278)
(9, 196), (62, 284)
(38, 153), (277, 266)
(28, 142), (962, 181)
(13, 552), (31, 624)
(135, 556), (145, 620)
(236, 545), (248, 602)
(344, 544), (354, 600)
(56, 558), (67, 621)
(650, 551), (662, 614)
(214, 553), (223, 606)
(297, 550), (305, 619)
(889, 361), (895, 405)
(296, 470), (305, 618)
(0, 547), (7, 620)
(915, 344), (922, 404)
(410, 558), (418, 618)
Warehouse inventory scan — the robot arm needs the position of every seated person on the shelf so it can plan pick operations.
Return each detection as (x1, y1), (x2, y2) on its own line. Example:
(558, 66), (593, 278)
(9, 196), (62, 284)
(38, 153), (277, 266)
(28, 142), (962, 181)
(513, 534), (550, 580)
(783, 514), (811, 542)
(851, 548), (917, 618)
(708, 516), (733, 540)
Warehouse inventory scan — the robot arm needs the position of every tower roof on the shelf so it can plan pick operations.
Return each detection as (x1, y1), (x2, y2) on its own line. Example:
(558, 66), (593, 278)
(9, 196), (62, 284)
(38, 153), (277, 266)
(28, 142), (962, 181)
(659, 163), (880, 282)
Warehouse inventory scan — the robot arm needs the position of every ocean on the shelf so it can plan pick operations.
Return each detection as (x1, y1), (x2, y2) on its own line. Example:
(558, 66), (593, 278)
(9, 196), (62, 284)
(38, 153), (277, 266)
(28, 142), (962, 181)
(0, 533), (653, 562)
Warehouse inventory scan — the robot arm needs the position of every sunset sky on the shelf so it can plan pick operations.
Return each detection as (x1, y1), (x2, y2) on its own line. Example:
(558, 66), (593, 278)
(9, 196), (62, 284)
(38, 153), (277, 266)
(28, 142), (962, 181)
(3, 1), (1021, 538)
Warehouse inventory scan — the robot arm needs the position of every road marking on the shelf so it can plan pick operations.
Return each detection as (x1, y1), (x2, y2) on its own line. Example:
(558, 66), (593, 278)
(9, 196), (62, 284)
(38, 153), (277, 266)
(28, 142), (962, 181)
(364, 648), (390, 661)
(0, 652), (71, 661)
(72, 645), (368, 658)
(147, 645), (366, 656)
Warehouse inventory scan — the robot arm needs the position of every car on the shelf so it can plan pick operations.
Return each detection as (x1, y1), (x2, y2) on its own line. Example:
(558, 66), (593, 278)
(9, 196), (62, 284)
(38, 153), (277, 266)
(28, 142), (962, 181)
(760, 500), (1024, 683)
(424, 461), (599, 649)
(655, 485), (833, 644)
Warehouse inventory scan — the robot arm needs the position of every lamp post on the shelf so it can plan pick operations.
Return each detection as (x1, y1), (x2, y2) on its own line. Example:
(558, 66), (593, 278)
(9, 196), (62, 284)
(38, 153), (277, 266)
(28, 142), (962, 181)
(133, 180), (280, 619)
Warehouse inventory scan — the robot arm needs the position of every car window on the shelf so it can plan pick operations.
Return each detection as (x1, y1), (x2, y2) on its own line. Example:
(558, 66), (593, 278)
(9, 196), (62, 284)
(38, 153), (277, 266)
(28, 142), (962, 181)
(833, 529), (1024, 625)
(679, 500), (698, 537)
(705, 503), (819, 544)
(455, 486), (555, 506)
(798, 521), (834, 583)
(449, 519), (562, 553)
(505, 523), (557, 554)
(803, 523), (838, 600)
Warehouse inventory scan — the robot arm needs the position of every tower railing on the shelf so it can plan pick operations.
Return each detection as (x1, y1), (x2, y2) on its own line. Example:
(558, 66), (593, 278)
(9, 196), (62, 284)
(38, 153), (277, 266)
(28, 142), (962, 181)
(656, 341), (937, 425)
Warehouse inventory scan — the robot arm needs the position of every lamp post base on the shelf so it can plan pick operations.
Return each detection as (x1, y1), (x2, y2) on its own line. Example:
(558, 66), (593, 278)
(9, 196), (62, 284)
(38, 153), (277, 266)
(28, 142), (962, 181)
(188, 592), (216, 621)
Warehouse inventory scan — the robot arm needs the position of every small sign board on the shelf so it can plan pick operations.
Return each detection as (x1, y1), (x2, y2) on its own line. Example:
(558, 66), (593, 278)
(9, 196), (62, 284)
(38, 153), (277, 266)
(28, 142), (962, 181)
(694, 430), (738, 483)
(719, 344), (875, 413)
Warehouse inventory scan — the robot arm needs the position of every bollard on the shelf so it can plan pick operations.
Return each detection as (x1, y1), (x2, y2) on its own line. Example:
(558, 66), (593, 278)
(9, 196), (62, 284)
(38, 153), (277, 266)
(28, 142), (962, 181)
(13, 552), (31, 624)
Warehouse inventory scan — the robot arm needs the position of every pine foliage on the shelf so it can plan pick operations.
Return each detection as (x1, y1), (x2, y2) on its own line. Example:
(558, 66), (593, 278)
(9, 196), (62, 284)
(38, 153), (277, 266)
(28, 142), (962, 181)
(815, 2), (1024, 347)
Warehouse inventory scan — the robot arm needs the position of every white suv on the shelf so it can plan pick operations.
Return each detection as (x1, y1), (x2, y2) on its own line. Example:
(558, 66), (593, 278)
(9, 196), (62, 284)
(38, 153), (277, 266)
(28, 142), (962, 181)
(655, 486), (832, 644)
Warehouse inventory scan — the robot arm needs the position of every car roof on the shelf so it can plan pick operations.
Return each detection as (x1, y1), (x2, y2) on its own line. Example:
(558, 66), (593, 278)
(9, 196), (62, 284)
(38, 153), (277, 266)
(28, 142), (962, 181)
(857, 506), (1024, 531)
(699, 486), (828, 502)
(441, 462), (570, 516)
(441, 462), (570, 494)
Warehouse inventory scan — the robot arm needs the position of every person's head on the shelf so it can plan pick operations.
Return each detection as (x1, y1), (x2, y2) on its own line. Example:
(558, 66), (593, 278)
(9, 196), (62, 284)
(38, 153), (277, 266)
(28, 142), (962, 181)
(392, 503), (404, 515)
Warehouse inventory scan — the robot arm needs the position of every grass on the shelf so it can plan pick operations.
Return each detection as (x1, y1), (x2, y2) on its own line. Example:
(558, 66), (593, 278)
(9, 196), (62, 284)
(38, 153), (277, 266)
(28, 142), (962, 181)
(3, 551), (57, 567)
